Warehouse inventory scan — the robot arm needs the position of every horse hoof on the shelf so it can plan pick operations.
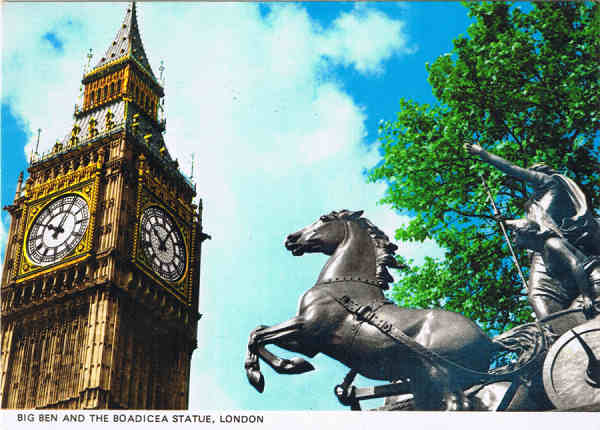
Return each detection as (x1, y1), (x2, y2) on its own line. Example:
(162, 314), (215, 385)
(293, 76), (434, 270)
(281, 357), (315, 374)
(247, 369), (265, 393)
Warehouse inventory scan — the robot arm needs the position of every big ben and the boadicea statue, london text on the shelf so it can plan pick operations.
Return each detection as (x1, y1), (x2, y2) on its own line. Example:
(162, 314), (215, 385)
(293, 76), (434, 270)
(0, 3), (209, 409)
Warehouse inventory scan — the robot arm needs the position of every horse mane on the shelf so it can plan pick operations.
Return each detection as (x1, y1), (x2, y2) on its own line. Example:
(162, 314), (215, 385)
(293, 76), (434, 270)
(323, 210), (403, 290)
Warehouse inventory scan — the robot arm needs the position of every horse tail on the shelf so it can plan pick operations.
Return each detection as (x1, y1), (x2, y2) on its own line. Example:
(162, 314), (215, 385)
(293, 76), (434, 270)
(489, 323), (555, 373)
(492, 323), (538, 355)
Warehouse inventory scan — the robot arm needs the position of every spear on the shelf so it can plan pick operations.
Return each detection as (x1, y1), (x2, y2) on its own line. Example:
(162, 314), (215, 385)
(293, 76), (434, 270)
(480, 173), (529, 291)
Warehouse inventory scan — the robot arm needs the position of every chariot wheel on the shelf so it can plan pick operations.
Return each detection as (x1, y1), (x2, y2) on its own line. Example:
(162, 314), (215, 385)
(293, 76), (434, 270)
(543, 317), (600, 410)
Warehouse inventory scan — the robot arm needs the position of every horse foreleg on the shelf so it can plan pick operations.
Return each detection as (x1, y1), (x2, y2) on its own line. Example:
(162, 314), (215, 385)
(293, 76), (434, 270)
(253, 317), (316, 374)
(245, 325), (268, 392)
(256, 341), (315, 375)
(245, 317), (316, 392)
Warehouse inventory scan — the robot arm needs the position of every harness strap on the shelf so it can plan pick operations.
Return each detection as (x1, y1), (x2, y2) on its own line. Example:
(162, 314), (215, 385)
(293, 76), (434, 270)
(333, 294), (546, 384)
(334, 295), (455, 375)
(348, 298), (390, 348)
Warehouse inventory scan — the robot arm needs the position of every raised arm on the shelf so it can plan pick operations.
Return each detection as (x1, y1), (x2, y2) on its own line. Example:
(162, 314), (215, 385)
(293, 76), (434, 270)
(464, 143), (549, 187)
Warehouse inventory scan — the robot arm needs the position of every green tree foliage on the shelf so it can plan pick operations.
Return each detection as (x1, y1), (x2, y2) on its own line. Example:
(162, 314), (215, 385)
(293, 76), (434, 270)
(369, 2), (600, 333)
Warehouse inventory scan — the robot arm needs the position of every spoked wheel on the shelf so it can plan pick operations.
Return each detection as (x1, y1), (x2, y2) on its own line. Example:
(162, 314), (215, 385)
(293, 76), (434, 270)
(543, 318), (600, 410)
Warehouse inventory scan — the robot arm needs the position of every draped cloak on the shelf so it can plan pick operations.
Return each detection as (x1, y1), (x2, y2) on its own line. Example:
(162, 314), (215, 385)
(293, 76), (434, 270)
(526, 174), (600, 310)
(527, 174), (599, 248)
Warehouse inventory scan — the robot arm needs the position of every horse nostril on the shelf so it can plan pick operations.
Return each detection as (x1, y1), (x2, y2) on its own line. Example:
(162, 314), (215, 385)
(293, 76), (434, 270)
(286, 232), (301, 243)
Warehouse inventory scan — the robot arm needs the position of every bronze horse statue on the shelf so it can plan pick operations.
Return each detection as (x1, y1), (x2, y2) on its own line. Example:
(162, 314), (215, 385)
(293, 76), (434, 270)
(245, 210), (549, 410)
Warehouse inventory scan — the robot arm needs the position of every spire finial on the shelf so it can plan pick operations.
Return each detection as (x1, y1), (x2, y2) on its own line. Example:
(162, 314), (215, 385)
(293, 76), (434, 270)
(14, 171), (24, 201)
(88, 0), (159, 83)
(85, 48), (93, 73)
(35, 128), (41, 155)
(159, 60), (165, 83)
(130, 1), (137, 28)
(190, 153), (195, 179)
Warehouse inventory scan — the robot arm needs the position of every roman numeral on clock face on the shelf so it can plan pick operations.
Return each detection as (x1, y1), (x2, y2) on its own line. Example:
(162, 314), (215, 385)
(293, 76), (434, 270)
(26, 194), (90, 267)
(140, 206), (187, 282)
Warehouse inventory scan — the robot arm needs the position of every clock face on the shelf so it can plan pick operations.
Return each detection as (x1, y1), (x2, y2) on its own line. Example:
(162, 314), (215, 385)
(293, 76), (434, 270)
(139, 206), (187, 282)
(26, 194), (90, 266)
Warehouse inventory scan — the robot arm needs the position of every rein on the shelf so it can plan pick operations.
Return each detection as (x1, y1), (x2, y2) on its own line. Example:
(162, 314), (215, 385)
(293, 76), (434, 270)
(332, 292), (548, 385)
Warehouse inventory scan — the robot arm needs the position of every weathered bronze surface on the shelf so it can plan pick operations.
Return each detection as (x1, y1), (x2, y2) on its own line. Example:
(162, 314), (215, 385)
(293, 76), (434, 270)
(245, 207), (600, 410)
(465, 143), (600, 320)
(244, 210), (573, 410)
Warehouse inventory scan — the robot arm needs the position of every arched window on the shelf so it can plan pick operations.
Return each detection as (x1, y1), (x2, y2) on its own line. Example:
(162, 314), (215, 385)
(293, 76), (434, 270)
(90, 91), (94, 105)
(96, 90), (100, 103)
(103, 86), (108, 99)
(110, 82), (115, 95)
(118, 80), (122, 94)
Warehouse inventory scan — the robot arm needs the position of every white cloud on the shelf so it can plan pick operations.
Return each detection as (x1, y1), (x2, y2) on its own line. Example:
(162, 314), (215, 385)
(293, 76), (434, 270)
(130, 2), (414, 243)
(2, 2), (443, 410)
(3, 3), (414, 165)
(318, 6), (416, 75)
(2, 3), (124, 157)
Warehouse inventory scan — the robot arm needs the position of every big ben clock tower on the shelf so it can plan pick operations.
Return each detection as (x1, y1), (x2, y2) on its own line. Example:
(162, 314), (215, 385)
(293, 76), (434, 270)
(0, 3), (208, 409)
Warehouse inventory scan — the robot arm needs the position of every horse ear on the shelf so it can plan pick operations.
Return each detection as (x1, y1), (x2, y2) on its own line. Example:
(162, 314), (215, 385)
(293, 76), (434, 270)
(351, 210), (364, 219)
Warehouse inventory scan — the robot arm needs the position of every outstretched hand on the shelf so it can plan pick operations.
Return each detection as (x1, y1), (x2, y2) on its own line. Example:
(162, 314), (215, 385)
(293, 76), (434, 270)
(464, 141), (483, 156)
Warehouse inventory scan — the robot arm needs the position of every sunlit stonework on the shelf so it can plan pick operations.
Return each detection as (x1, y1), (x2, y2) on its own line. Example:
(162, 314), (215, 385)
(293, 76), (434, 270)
(0, 2), (209, 409)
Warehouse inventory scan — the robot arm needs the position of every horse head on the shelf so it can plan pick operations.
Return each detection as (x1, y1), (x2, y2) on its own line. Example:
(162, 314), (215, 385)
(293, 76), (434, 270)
(284, 210), (362, 257)
(285, 210), (403, 289)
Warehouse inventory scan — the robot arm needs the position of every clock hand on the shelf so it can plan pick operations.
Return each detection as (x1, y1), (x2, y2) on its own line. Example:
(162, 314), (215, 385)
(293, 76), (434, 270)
(159, 233), (171, 252)
(161, 234), (173, 251)
(159, 230), (174, 252)
(50, 224), (66, 239)
(54, 199), (76, 238)
(41, 223), (65, 236)
(152, 225), (169, 251)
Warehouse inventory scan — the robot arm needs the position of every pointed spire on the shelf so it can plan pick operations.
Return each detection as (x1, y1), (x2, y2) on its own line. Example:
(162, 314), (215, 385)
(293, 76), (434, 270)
(91, 2), (158, 82)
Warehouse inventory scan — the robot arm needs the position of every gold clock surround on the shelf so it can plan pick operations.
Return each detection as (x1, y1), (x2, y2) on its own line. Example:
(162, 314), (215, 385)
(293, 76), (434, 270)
(133, 193), (193, 305)
(16, 163), (100, 282)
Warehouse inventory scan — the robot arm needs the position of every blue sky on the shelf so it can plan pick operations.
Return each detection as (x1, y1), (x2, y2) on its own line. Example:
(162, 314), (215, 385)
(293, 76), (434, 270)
(1, 2), (473, 411)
